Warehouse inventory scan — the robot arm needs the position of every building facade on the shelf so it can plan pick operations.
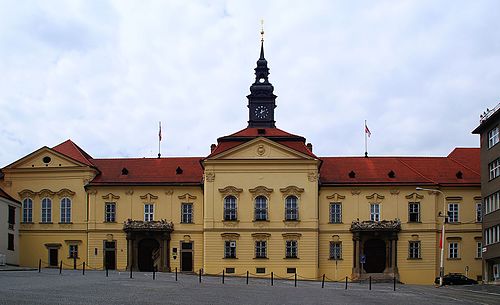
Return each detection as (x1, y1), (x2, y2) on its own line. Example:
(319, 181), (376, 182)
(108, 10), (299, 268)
(0, 40), (482, 284)
(473, 104), (500, 283)
(0, 188), (21, 266)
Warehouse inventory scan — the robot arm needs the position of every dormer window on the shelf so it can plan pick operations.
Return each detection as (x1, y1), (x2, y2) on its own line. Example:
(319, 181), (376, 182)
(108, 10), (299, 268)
(456, 171), (463, 179)
(121, 168), (129, 175)
(176, 167), (183, 175)
(348, 171), (356, 178)
(388, 170), (395, 178)
(257, 128), (266, 135)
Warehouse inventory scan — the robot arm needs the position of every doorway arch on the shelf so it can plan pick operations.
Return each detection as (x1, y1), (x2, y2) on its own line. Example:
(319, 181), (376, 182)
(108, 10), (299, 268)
(138, 238), (160, 272)
(364, 239), (386, 273)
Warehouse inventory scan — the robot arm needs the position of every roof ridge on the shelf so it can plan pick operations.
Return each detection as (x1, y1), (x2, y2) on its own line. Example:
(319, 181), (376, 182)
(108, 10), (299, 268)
(397, 158), (436, 184)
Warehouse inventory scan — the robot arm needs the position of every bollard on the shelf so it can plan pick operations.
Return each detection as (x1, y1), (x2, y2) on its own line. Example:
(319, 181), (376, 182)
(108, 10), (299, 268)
(222, 269), (225, 284)
(153, 266), (156, 280)
(83, 262), (85, 275)
(199, 269), (202, 283)
(73, 255), (77, 270)
(393, 276), (396, 291)
(106, 267), (109, 277)
(294, 273), (297, 287)
(246, 271), (249, 285)
(175, 267), (178, 281)
(322, 274), (325, 288)
(59, 260), (63, 274)
(38, 259), (41, 273)
(369, 276), (372, 290)
(271, 272), (274, 286)
(130, 267), (133, 279)
(345, 276), (348, 290)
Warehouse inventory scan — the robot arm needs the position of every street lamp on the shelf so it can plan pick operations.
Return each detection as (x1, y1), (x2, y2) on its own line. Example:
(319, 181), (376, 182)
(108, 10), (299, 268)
(416, 187), (446, 287)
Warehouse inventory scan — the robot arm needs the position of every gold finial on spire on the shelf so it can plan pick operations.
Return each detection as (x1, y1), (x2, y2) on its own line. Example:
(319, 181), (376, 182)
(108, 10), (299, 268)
(260, 19), (265, 41)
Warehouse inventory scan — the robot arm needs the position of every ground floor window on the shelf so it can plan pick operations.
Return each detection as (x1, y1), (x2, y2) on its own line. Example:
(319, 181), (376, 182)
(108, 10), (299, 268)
(224, 241), (236, 258)
(285, 240), (298, 258)
(69, 245), (78, 258)
(408, 241), (421, 259)
(7, 234), (14, 251)
(476, 242), (482, 259)
(448, 242), (459, 259)
(329, 242), (342, 260)
(255, 241), (267, 258)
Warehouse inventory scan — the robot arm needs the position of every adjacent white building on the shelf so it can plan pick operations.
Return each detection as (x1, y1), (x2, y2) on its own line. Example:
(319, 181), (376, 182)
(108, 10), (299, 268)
(0, 187), (20, 266)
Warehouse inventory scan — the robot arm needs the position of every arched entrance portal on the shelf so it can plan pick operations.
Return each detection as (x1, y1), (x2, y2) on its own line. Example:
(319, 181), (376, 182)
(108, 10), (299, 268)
(138, 238), (160, 272)
(364, 239), (386, 273)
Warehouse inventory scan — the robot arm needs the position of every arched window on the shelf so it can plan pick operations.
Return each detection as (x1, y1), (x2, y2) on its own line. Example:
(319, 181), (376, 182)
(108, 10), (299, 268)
(60, 198), (72, 223)
(254, 196), (268, 221)
(22, 198), (33, 223)
(224, 196), (237, 221)
(285, 196), (298, 220)
(41, 198), (52, 223)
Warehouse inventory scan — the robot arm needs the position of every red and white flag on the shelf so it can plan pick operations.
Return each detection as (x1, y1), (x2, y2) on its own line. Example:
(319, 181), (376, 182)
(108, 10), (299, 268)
(365, 123), (371, 137)
(439, 231), (443, 249)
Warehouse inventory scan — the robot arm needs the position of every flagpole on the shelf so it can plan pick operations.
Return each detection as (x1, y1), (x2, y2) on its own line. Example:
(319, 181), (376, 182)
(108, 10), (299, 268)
(158, 121), (161, 158)
(364, 120), (368, 158)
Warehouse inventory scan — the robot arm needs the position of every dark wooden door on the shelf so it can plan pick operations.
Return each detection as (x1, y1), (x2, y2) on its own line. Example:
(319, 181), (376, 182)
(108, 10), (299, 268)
(138, 239), (159, 272)
(364, 239), (386, 273)
(49, 249), (58, 267)
(181, 242), (193, 272)
(104, 241), (116, 270)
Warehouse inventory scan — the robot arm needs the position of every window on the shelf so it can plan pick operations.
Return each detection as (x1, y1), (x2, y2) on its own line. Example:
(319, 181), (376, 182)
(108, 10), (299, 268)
(448, 242), (459, 259)
(287, 267), (296, 274)
(41, 198), (52, 223)
(256, 267), (266, 274)
(485, 225), (500, 245)
(476, 242), (482, 259)
(69, 245), (78, 258)
(408, 241), (421, 259)
(181, 203), (193, 223)
(285, 240), (298, 258)
(476, 203), (482, 222)
(254, 196), (268, 221)
(105, 202), (116, 222)
(8, 234), (14, 251)
(226, 267), (235, 274)
(22, 198), (33, 223)
(329, 203), (342, 223)
(370, 203), (380, 221)
(408, 202), (420, 222)
(8, 206), (15, 229)
(448, 203), (459, 223)
(485, 191), (500, 214)
(488, 126), (499, 148)
(489, 158), (500, 180)
(285, 196), (298, 220)
(255, 240), (267, 258)
(330, 242), (342, 260)
(224, 240), (236, 258)
(224, 196), (237, 221)
(144, 204), (154, 222)
(60, 198), (71, 223)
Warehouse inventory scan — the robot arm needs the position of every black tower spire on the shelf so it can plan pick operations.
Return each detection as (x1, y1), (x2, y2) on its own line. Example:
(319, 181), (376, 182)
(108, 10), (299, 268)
(247, 27), (277, 128)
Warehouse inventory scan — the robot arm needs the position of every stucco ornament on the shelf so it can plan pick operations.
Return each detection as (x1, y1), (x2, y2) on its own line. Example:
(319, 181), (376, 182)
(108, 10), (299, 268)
(350, 219), (401, 232)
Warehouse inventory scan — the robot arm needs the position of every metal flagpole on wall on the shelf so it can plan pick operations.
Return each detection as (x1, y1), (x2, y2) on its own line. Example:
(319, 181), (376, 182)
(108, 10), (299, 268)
(364, 120), (371, 157)
(158, 121), (162, 158)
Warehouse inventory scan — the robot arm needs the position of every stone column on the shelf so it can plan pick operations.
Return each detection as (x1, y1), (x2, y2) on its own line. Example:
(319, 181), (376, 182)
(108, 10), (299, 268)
(353, 233), (361, 276)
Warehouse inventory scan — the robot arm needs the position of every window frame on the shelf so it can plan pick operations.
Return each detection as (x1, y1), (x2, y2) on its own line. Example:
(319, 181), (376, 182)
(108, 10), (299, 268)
(329, 241), (342, 260)
(255, 240), (267, 258)
(285, 240), (298, 258)
(223, 196), (237, 221)
(408, 241), (421, 259)
(285, 196), (298, 221)
(41, 197), (52, 223)
(370, 203), (380, 221)
(329, 202), (342, 223)
(476, 241), (482, 259)
(488, 126), (499, 148)
(224, 240), (236, 259)
(489, 158), (500, 180)
(408, 202), (420, 223)
(181, 203), (193, 224)
(69, 244), (79, 259)
(448, 242), (459, 259)
(254, 196), (268, 221)
(448, 203), (459, 223)
(104, 202), (116, 223)
(22, 198), (33, 223)
(144, 203), (154, 222)
(60, 197), (72, 223)
(7, 233), (14, 251)
(476, 202), (482, 222)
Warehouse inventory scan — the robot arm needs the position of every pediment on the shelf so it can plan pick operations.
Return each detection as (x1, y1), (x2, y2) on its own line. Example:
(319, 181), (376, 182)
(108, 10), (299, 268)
(209, 137), (314, 160)
(4, 147), (89, 169)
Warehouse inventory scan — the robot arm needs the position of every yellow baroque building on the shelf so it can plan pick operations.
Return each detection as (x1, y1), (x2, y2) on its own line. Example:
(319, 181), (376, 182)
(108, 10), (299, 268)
(0, 40), (482, 285)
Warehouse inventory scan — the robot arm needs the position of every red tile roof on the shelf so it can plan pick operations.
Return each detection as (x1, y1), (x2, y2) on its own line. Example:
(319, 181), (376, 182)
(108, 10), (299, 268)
(0, 187), (20, 204)
(89, 157), (203, 185)
(52, 140), (95, 167)
(447, 148), (480, 174)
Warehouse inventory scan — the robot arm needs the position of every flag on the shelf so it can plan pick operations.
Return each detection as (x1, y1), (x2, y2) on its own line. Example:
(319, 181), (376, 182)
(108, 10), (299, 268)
(365, 123), (371, 137)
(159, 122), (162, 142)
(439, 230), (443, 249)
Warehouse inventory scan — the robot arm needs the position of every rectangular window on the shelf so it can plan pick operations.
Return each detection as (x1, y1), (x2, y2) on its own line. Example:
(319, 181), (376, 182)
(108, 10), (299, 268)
(181, 203), (193, 223)
(7, 233), (14, 251)
(329, 241), (342, 260)
(370, 203), (380, 221)
(488, 126), (499, 148)
(255, 240), (267, 258)
(105, 202), (116, 222)
(224, 240), (236, 259)
(144, 204), (154, 222)
(476, 203), (482, 222)
(22, 198), (33, 223)
(408, 202), (420, 222)
(486, 225), (500, 245)
(485, 192), (500, 214)
(448, 203), (459, 223)
(69, 245), (78, 258)
(476, 242), (482, 258)
(285, 240), (298, 258)
(329, 203), (342, 223)
(225, 267), (235, 274)
(60, 198), (71, 223)
(448, 242), (459, 259)
(489, 158), (500, 180)
(256, 267), (266, 274)
(8, 206), (15, 225)
(408, 241), (421, 259)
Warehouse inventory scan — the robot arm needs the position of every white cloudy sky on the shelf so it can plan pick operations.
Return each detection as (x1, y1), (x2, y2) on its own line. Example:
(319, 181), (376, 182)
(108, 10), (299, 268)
(1, 0), (499, 166)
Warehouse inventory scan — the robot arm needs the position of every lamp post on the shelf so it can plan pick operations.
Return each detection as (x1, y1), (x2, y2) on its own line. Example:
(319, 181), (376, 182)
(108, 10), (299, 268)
(416, 187), (446, 286)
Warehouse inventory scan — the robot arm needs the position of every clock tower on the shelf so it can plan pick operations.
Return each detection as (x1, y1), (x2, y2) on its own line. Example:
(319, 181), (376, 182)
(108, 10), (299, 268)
(247, 35), (277, 128)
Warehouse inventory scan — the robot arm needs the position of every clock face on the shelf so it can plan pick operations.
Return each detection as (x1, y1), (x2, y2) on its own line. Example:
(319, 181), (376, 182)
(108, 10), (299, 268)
(254, 105), (269, 119)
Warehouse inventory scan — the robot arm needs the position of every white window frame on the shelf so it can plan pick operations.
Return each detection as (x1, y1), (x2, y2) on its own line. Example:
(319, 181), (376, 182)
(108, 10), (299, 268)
(329, 241), (342, 260)
(489, 158), (500, 180)
(224, 240), (236, 258)
(41, 197), (52, 223)
(488, 126), (499, 148)
(476, 241), (482, 258)
(223, 196), (237, 221)
(370, 203), (380, 221)
(254, 196), (268, 221)
(448, 203), (459, 223)
(485, 191), (500, 214)
(255, 240), (267, 258)
(408, 241), (421, 259)
(408, 202), (420, 222)
(60, 197), (71, 223)
(285, 240), (298, 258)
(329, 202), (342, 223)
(181, 203), (193, 223)
(105, 202), (116, 222)
(144, 204), (154, 222)
(448, 242), (459, 259)
(22, 198), (33, 223)
(285, 196), (298, 221)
